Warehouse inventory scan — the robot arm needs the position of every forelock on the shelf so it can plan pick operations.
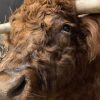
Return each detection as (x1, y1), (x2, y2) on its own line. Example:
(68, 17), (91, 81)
(10, 0), (76, 23)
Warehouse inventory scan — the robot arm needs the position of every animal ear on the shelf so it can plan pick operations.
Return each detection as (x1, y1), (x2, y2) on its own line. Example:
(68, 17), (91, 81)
(80, 14), (100, 61)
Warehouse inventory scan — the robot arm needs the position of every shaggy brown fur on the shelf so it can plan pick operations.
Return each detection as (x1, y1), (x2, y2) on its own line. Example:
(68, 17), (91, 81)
(0, 0), (100, 100)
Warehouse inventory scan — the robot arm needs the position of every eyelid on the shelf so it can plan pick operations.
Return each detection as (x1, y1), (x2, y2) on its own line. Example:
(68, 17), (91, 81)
(63, 22), (75, 27)
(61, 22), (76, 33)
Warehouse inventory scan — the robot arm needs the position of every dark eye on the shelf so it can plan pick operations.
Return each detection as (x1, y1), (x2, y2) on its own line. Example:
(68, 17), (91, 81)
(61, 24), (71, 32)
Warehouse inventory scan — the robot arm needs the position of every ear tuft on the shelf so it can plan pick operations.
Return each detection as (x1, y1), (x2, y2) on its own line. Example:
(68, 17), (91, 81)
(81, 14), (100, 61)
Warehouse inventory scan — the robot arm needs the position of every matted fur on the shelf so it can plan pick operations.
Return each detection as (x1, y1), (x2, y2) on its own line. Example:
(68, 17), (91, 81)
(0, 0), (100, 100)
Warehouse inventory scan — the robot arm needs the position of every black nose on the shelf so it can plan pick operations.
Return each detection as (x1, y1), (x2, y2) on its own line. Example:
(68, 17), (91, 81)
(7, 76), (26, 97)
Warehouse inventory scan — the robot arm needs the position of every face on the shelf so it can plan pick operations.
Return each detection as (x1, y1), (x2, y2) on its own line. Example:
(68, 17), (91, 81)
(0, 4), (89, 100)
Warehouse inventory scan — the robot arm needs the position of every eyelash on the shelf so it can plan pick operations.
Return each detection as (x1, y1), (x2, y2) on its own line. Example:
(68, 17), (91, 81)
(61, 24), (71, 33)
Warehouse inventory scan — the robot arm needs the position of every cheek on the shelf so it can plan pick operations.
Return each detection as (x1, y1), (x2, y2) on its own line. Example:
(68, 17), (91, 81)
(55, 32), (71, 48)
(56, 54), (75, 82)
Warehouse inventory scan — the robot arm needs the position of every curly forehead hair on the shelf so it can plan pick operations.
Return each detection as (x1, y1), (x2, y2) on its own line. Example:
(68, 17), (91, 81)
(23, 0), (75, 12)
(10, 0), (76, 23)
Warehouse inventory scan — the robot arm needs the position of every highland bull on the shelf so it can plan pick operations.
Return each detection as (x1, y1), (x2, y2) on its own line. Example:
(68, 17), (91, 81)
(0, 0), (100, 100)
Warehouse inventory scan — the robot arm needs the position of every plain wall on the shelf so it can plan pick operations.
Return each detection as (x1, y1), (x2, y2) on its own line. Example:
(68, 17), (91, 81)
(0, 0), (23, 23)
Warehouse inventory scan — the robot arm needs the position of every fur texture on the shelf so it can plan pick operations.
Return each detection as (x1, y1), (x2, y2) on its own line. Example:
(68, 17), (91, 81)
(0, 0), (100, 100)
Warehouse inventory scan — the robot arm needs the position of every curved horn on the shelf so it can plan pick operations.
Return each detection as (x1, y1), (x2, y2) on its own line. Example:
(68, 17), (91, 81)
(75, 0), (100, 14)
(0, 23), (11, 34)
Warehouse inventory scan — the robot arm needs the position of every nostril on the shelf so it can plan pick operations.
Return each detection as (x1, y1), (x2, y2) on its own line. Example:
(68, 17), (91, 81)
(8, 76), (26, 97)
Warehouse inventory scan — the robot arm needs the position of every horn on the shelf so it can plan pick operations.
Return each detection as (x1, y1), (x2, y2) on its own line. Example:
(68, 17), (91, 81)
(0, 23), (11, 34)
(75, 0), (100, 14)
